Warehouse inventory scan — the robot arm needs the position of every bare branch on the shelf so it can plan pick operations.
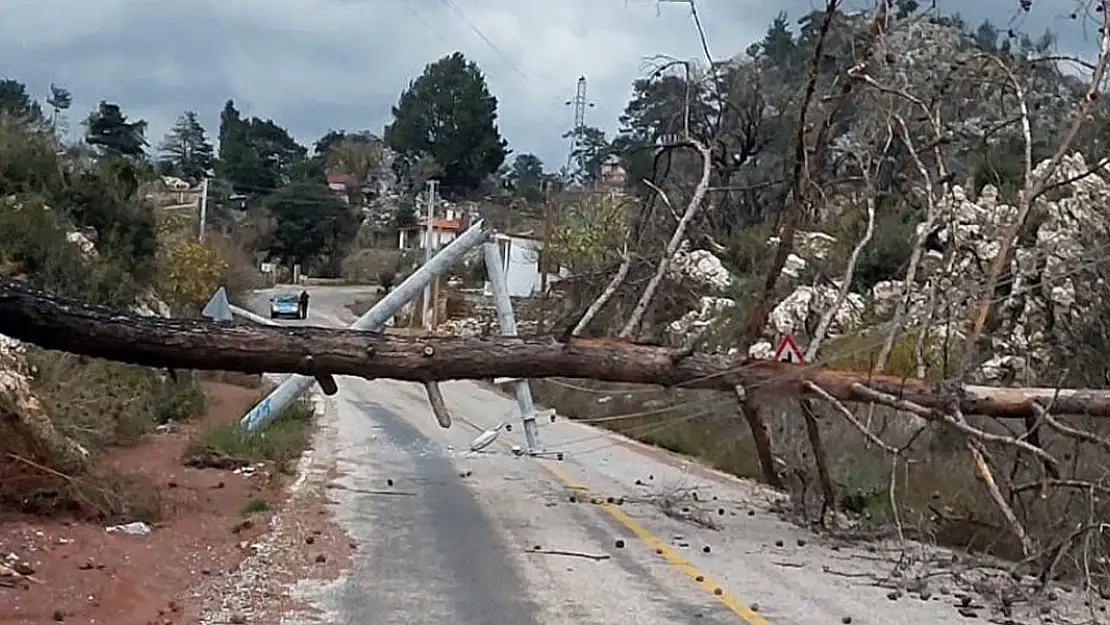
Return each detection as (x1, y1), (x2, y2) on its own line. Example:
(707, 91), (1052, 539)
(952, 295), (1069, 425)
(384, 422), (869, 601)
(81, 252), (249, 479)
(964, 11), (1110, 363)
(874, 113), (944, 373)
(805, 381), (899, 454)
(572, 242), (632, 337)
(805, 128), (886, 360)
(965, 435), (1033, 556)
(619, 138), (713, 339)
(641, 177), (680, 222)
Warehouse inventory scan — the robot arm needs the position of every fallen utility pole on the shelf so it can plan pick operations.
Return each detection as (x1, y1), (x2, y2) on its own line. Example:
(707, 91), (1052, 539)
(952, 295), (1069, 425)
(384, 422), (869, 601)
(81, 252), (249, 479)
(238, 219), (489, 429)
(3, 275), (1109, 420)
(483, 240), (541, 453)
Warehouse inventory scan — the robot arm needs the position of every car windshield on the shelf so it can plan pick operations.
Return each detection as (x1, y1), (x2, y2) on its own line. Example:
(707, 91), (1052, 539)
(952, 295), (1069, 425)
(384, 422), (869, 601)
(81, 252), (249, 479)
(275, 295), (299, 304)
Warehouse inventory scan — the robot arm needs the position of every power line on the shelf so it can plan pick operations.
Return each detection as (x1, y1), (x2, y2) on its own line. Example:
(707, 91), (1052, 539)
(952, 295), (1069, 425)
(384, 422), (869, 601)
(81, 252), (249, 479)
(409, 0), (581, 167)
(391, 0), (450, 45)
(435, 0), (535, 84)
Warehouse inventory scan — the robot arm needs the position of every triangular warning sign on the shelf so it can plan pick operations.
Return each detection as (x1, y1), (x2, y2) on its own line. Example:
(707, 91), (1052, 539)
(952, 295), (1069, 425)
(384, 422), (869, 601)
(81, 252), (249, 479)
(202, 286), (233, 321)
(773, 335), (804, 364)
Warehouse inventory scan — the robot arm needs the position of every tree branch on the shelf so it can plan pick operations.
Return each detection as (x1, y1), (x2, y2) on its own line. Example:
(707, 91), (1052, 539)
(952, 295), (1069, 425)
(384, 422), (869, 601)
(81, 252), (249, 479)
(964, 15), (1110, 364)
(619, 137), (713, 338)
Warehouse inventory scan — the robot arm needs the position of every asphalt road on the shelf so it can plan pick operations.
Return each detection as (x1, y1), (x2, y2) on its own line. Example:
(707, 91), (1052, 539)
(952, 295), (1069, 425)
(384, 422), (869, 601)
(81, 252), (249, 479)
(247, 286), (1028, 625)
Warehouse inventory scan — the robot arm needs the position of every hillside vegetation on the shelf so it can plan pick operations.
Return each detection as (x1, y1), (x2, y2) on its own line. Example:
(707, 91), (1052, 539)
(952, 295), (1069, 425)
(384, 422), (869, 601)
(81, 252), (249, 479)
(0, 86), (289, 521)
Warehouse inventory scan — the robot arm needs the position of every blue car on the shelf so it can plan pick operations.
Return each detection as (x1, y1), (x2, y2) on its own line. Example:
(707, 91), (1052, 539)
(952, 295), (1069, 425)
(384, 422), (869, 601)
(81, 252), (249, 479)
(269, 294), (302, 319)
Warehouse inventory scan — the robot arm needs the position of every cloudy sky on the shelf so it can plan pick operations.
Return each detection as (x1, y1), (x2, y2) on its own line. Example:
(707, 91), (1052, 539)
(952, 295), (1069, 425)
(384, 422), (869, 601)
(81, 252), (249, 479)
(0, 0), (1097, 169)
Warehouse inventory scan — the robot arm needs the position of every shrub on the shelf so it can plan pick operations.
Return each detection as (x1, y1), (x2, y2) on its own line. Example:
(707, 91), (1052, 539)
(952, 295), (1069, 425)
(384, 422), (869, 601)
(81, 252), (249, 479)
(26, 349), (206, 449)
(849, 211), (916, 294)
(157, 240), (230, 314)
(0, 197), (142, 307)
(183, 398), (316, 473)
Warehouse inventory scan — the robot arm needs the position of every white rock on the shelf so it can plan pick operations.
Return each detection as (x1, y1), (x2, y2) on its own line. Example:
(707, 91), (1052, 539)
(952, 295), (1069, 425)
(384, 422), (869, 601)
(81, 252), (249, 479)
(669, 248), (733, 290)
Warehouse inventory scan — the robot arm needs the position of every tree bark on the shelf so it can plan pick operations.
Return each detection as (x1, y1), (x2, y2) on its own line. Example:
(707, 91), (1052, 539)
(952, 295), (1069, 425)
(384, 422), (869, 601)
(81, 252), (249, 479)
(2, 277), (1109, 419)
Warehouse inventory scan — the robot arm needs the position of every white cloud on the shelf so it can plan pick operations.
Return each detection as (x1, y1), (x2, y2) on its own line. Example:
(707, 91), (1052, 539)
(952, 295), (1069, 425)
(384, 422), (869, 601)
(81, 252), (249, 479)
(0, 0), (1097, 168)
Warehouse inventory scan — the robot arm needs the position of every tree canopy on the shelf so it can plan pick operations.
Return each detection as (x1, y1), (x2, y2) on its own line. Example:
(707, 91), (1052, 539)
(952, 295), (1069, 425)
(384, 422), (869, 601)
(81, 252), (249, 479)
(216, 99), (308, 195)
(506, 153), (546, 201)
(265, 181), (358, 266)
(0, 79), (158, 305)
(158, 111), (215, 182)
(84, 100), (148, 157)
(383, 52), (508, 196)
(0, 79), (45, 124)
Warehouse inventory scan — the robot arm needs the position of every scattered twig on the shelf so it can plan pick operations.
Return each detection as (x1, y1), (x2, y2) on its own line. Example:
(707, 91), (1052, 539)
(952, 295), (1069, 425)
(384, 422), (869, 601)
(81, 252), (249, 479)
(525, 547), (612, 561)
(821, 565), (877, 579)
(639, 485), (723, 530)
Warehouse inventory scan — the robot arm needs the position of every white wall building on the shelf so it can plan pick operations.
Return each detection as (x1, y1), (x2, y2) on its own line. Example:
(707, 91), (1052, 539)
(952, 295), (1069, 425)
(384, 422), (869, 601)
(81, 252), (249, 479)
(483, 233), (566, 298)
(397, 207), (463, 250)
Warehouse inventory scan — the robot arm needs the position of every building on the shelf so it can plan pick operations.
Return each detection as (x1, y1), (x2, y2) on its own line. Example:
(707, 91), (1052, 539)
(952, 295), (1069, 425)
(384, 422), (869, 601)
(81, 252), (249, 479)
(482, 231), (566, 298)
(599, 155), (627, 189)
(146, 176), (201, 206)
(327, 172), (357, 204)
(397, 208), (464, 250)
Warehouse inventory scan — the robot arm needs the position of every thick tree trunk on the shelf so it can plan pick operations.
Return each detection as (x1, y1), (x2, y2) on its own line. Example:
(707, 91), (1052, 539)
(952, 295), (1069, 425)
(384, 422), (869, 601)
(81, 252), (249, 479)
(2, 277), (1109, 419)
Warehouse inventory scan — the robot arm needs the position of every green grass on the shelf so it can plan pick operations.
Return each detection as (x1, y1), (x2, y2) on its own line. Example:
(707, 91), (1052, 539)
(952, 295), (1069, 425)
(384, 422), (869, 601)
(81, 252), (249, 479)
(183, 398), (316, 473)
(240, 498), (271, 516)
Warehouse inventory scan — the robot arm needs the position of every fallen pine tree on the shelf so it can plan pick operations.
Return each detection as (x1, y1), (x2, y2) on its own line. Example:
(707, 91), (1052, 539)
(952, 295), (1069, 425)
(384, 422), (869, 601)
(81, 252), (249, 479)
(2, 276), (1108, 419)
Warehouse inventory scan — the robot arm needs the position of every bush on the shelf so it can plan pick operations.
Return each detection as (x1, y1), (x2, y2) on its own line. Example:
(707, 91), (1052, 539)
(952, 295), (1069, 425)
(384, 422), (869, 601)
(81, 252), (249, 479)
(0, 198), (143, 307)
(157, 240), (229, 314)
(205, 233), (262, 305)
(183, 398), (316, 473)
(55, 159), (160, 279)
(0, 117), (63, 194)
(849, 211), (916, 294)
(26, 349), (207, 448)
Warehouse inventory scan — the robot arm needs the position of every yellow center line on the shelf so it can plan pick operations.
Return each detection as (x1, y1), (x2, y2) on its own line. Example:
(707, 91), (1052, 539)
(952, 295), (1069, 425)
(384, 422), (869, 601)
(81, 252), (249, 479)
(454, 415), (772, 624)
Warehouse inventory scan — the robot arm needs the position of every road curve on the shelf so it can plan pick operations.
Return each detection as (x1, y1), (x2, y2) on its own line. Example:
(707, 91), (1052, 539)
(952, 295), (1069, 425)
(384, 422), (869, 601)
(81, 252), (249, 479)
(248, 286), (998, 625)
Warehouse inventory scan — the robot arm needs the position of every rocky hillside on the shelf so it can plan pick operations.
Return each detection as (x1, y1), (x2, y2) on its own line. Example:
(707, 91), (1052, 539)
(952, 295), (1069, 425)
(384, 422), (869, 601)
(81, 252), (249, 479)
(659, 152), (1107, 386)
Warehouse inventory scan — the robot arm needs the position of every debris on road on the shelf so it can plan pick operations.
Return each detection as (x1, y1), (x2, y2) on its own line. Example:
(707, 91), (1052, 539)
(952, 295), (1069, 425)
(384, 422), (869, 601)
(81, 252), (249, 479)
(469, 421), (506, 452)
(524, 546), (611, 561)
(105, 521), (151, 535)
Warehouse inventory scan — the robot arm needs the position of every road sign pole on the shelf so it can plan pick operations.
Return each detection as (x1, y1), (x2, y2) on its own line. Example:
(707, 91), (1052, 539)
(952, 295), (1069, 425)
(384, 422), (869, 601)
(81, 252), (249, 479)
(239, 220), (491, 430)
(482, 240), (541, 453)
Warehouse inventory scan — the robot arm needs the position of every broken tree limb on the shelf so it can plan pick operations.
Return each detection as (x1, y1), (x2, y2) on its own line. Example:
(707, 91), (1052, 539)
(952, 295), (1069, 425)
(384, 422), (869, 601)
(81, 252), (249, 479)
(423, 381), (452, 429)
(4, 277), (1110, 419)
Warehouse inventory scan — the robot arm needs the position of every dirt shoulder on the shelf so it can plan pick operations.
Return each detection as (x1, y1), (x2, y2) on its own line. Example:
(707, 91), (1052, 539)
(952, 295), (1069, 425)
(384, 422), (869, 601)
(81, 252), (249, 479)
(0, 381), (351, 625)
